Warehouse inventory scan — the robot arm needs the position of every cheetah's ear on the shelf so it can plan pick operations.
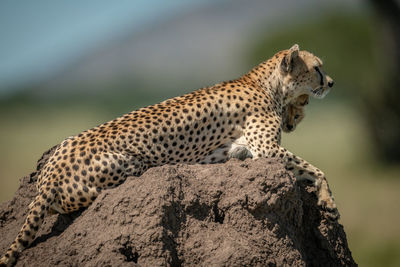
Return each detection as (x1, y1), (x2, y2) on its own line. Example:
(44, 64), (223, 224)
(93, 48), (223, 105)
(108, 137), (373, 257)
(289, 44), (300, 52)
(281, 44), (300, 73)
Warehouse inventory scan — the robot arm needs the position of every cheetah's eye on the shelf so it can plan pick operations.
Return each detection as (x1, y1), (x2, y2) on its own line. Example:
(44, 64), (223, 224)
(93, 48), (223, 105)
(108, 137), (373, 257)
(294, 114), (300, 120)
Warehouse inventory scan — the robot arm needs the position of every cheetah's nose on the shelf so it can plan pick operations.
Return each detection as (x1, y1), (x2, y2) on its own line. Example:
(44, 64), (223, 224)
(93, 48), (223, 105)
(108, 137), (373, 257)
(286, 125), (293, 130)
(328, 80), (334, 88)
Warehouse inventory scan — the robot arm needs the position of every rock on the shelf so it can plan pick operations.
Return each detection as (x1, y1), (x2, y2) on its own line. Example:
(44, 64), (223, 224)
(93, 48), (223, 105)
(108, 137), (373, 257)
(0, 155), (356, 266)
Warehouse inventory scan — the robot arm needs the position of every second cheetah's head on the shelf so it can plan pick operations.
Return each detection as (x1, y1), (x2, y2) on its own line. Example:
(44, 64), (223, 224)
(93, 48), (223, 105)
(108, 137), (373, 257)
(282, 94), (309, 133)
(279, 44), (334, 102)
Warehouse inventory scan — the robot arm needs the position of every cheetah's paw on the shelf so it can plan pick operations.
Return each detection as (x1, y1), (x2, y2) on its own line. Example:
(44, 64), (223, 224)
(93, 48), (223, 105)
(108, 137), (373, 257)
(318, 196), (340, 220)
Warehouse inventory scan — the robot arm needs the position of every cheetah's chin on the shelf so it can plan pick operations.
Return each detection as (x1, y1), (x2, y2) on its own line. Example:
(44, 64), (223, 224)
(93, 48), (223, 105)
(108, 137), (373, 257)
(311, 87), (330, 99)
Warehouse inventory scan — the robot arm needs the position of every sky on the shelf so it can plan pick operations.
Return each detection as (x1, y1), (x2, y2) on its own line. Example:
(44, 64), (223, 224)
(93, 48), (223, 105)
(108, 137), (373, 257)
(0, 0), (217, 93)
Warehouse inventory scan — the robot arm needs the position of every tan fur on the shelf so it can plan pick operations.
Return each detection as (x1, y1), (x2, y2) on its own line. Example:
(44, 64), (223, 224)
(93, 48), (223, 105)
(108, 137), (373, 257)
(282, 94), (309, 132)
(202, 94), (310, 163)
(0, 44), (335, 266)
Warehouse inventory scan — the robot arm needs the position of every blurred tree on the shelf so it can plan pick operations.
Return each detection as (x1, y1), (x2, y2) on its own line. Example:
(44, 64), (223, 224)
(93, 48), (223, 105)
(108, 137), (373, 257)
(367, 0), (400, 163)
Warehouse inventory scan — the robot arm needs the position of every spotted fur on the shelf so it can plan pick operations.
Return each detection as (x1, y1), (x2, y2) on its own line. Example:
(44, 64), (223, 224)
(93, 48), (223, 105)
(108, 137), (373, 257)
(202, 94), (310, 163)
(282, 94), (308, 132)
(0, 44), (335, 266)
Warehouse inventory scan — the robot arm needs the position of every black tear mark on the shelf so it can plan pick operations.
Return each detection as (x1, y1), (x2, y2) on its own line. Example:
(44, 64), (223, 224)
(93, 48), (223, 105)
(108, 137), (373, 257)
(314, 66), (324, 86)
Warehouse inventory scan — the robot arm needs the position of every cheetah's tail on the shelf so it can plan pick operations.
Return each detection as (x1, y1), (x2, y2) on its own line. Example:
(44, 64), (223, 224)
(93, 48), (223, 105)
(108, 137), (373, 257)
(0, 189), (55, 267)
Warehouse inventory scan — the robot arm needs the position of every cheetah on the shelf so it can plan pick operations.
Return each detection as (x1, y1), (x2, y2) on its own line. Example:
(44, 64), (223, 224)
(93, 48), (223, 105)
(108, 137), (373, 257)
(0, 44), (335, 266)
(201, 94), (310, 163)
(282, 94), (309, 132)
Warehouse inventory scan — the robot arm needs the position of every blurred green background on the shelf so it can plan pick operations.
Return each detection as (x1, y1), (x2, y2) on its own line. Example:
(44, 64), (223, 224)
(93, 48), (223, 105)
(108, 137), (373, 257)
(1, 0), (400, 266)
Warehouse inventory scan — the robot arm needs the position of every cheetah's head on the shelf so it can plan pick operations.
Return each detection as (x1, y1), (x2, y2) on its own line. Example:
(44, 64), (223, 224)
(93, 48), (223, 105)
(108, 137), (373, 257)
(279, 44), (334, 102)
(282, 94), (308, 133)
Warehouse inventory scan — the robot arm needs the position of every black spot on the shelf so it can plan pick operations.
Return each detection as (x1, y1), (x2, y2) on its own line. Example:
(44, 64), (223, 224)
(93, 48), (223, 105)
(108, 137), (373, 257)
(18, 238), (29, 248)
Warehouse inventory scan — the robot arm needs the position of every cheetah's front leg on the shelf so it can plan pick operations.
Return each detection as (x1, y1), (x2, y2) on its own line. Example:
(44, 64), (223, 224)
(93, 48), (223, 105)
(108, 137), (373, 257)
(278, 146), (336, 214)
(244, 117), (338, 219)
(259, 144), (337, 218)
